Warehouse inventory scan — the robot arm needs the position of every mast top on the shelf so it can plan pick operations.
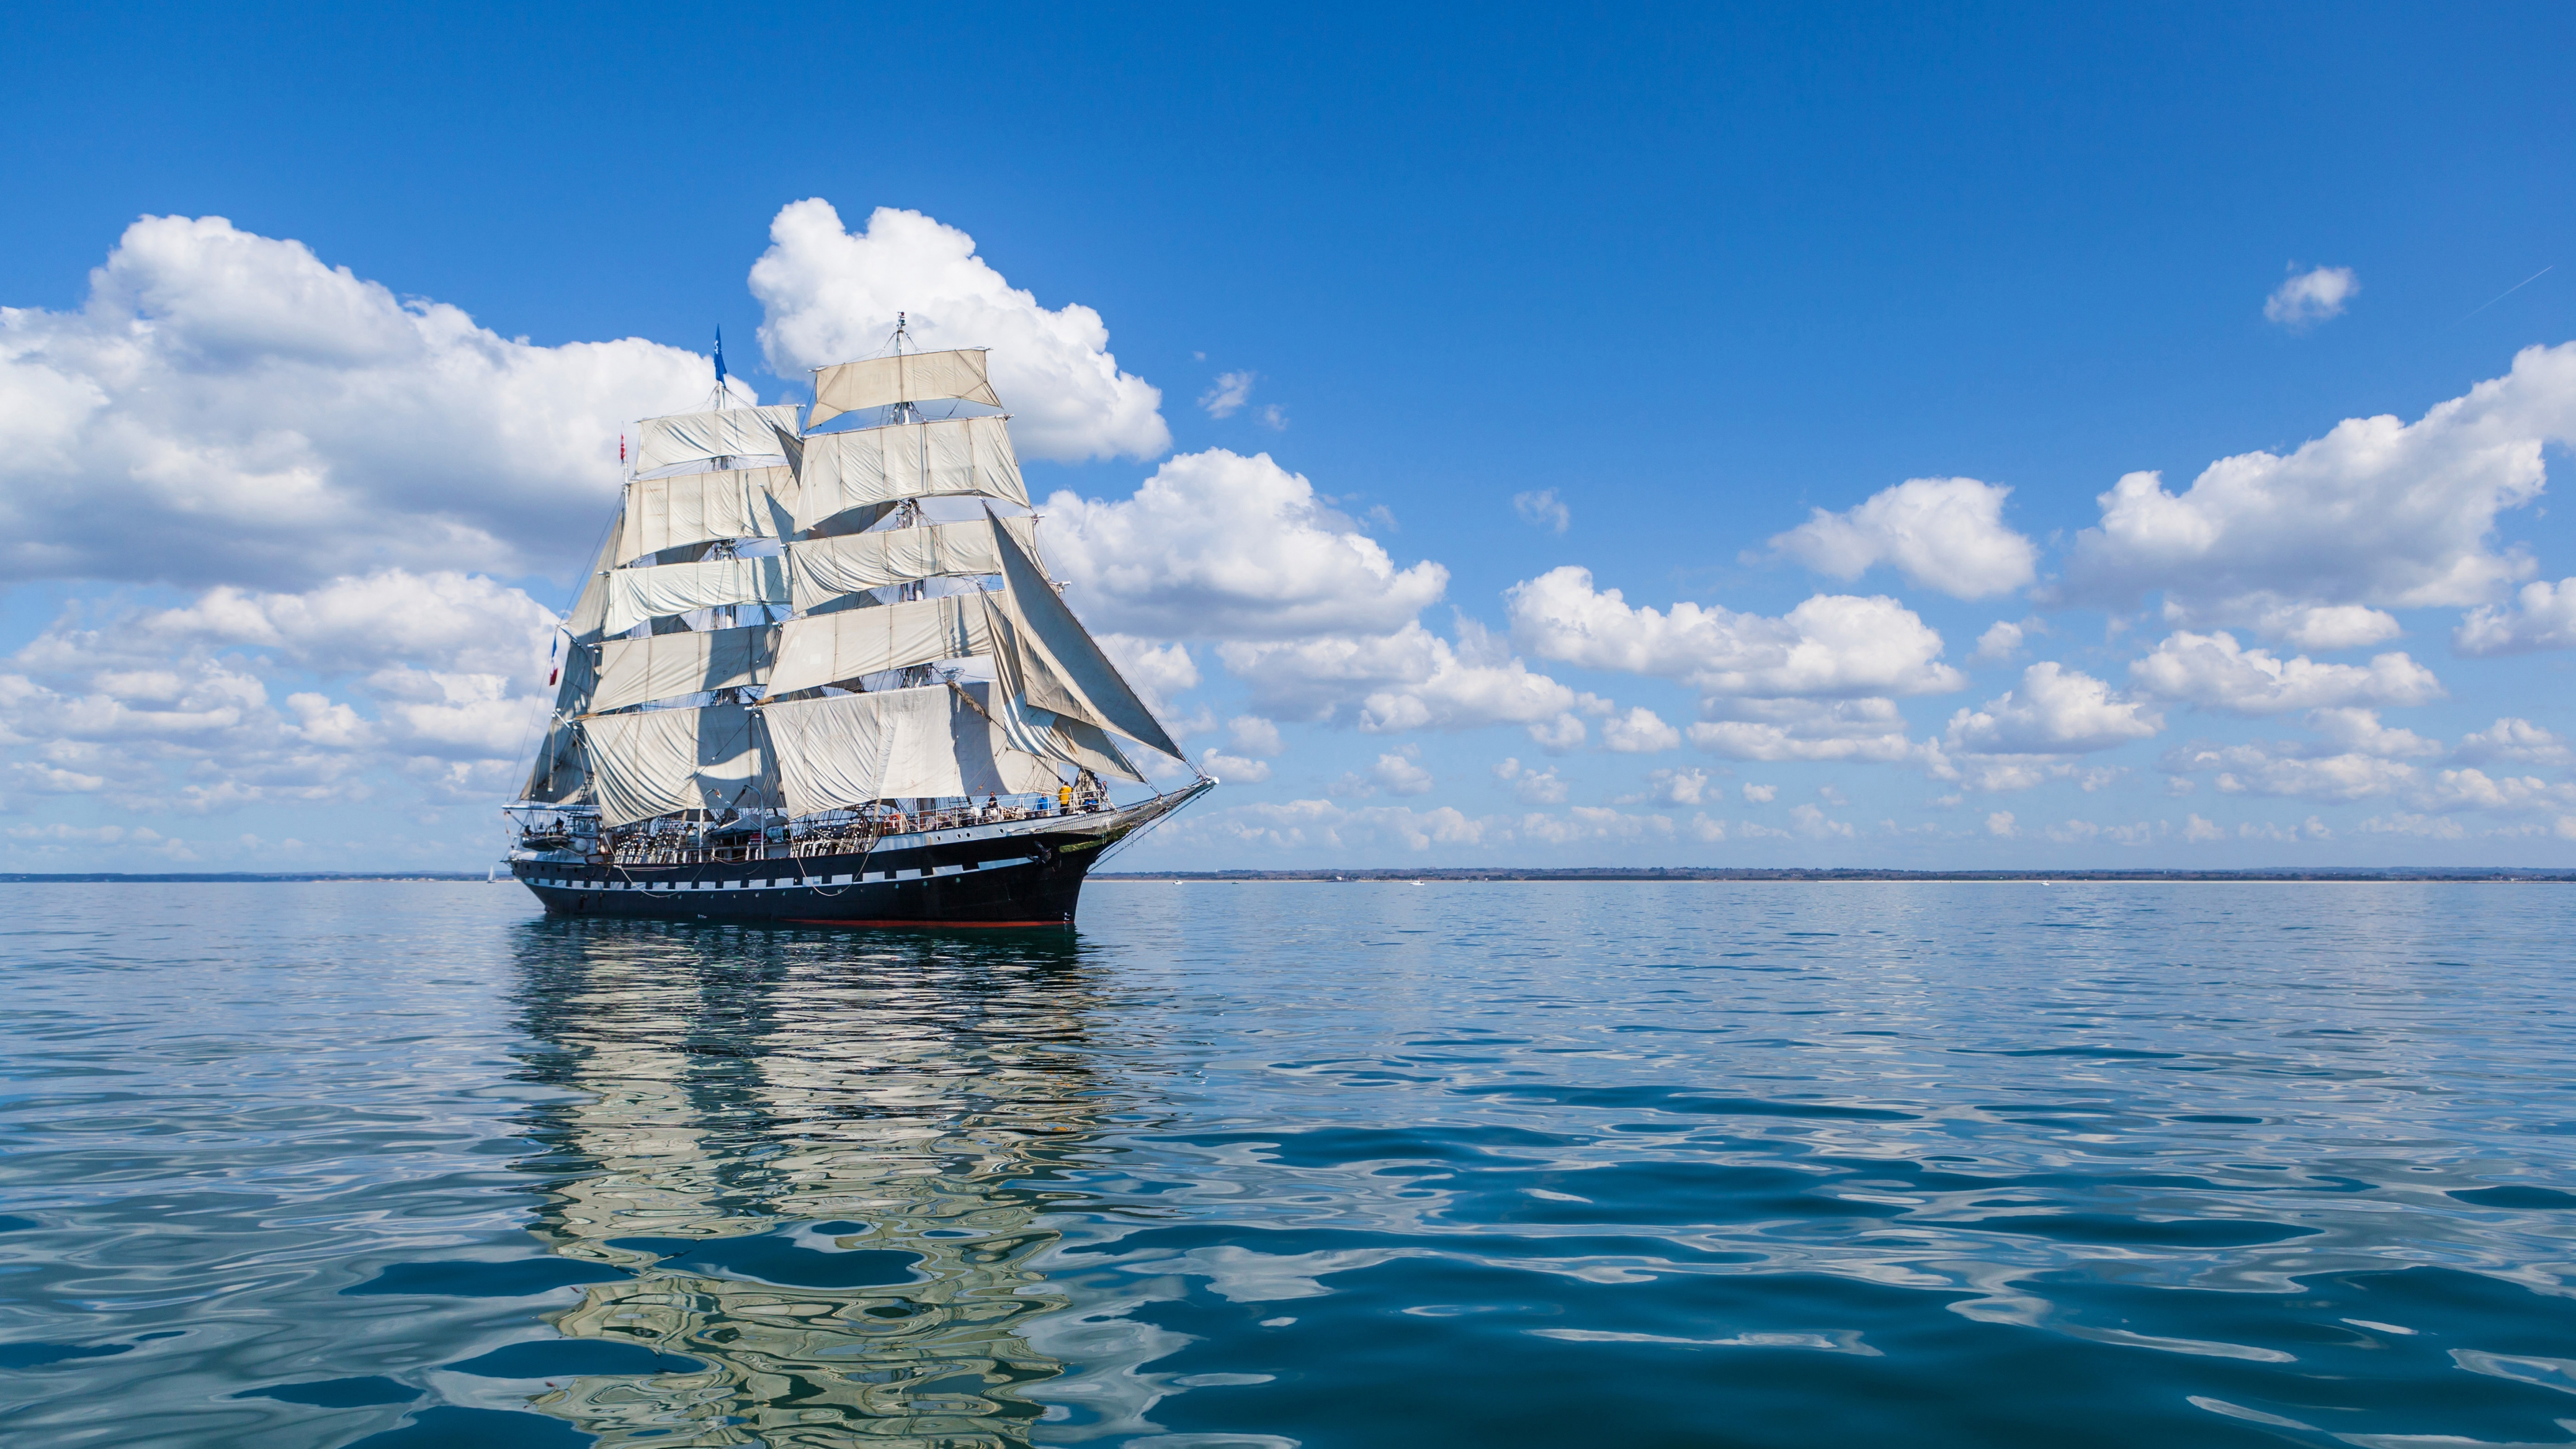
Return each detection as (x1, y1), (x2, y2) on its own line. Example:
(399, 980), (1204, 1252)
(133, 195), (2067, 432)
(887, 314), (916, 422)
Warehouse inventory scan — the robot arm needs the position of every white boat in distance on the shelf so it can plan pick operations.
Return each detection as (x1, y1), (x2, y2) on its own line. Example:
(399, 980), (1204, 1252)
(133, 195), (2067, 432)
(503, 323), (1211, 926)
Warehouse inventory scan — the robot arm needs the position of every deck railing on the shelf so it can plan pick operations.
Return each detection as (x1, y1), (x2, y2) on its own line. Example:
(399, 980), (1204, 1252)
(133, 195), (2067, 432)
(521, 793), (1112, 869)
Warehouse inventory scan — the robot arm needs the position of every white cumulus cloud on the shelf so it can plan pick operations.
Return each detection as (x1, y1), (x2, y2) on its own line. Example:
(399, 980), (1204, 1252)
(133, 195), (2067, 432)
(2456, 576), (2576, 655)
(2246, 603), (2403, 651)
(1493, 756), (1568, 804)
(1199, 749), (1272, 784)
(1623, 766), (1714, 806)
(2163, 742), (2418, 802)
(1372, 748), (1434, 796)
(2059, 343), (2576, 628)
(1600, 706), (1681, 753)
(1218, 619), (1605, 739)
(0, 214), (726, 589)
(1766, 477), (2037, 599)
(0, 569), (556, 816)
(2129, 631), (2443, 714)
(2264, 265), (2359, 328)
(1970, 620), (2026, 665)
(1513, 489), (1571, 534)
(1200, 370), (1256, 419)
(1225, 715), (1285, 757)
(749, 200), (1169, 463)
(1689, 697), (1928, 764)
(1044, 449), (1448, 642)
(1507, 568), (1964, 699)
(1942, 663), (2164, 755)
(2455, 717), (2573, 768)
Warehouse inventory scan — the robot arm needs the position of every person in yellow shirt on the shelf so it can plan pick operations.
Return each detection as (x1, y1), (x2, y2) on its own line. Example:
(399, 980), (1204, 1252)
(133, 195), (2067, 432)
(1057, 784), (1073, 814)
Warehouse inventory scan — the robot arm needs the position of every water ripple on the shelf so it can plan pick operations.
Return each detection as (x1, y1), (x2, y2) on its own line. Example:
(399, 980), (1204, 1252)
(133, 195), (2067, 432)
(4, 881), (2575, 1445)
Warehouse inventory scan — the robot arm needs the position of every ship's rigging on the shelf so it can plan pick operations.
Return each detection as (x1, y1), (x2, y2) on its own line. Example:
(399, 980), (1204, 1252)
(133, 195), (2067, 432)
(507, 326), (1205, 883)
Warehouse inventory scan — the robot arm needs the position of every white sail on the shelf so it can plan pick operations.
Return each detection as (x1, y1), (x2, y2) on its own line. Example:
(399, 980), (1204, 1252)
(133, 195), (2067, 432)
(784, 516), (1040, 611)
(779, 416), (1027, 531)
(983, 677), (1144, 784)
(764, 594), (996, 696)
(632, 403), (801, 473)
(616, 467), (789, 566)
(513, 343), (1206, 838)
(563, 509), (628, 646)
(985, 513), (1184, 759)
(762, 684), (1057, 815)
(583, 702), (770, 828)
(604, 556), (790, 637)
(807, 348), (1000, 428)
(956, 681), (1078, 793)
(523, 516), (629, 801)
(593, 625), (777, 714)
(522, 717), (587, 803)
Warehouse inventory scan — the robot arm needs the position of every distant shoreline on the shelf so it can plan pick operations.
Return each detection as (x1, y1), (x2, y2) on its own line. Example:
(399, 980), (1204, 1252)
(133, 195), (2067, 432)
(0, 873), (495, 883)
(1095, 868), (2576, 883)
(4, 868), (2571, 885)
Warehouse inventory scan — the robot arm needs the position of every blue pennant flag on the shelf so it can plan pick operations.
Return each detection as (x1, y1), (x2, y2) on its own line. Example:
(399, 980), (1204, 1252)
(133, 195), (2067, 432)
(712, 327), (727, 386)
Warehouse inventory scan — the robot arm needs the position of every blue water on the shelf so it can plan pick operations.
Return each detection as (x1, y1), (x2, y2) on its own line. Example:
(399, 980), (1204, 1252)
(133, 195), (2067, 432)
(6, 882), (2576, 1447)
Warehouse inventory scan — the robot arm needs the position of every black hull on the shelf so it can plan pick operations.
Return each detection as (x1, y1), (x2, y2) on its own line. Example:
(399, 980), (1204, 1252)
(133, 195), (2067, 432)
(512, 826), (1104, 927)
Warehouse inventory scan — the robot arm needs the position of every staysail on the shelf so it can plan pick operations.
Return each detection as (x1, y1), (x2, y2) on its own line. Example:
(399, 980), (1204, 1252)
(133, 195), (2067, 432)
(524, 514), (628, 803)
(984, 510), (1185, 760)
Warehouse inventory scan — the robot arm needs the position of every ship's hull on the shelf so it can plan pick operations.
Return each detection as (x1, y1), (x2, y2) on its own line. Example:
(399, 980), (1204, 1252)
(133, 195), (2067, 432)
(507, 785), (1205, 928)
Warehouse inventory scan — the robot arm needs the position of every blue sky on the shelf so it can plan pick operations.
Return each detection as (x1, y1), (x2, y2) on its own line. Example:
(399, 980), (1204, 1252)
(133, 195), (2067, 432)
(3, 2), (2573, 869)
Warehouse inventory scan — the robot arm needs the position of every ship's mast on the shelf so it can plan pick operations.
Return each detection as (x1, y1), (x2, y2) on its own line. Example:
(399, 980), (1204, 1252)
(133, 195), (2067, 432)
(886, 313), (934, 692)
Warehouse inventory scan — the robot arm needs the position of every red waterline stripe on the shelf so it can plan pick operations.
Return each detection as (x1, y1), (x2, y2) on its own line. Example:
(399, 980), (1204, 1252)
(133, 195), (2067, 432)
(782, 917), (1071, 929)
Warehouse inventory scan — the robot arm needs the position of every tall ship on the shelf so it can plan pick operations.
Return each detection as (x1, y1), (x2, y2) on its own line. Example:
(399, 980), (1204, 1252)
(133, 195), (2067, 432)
(502, 327), (1211, 925)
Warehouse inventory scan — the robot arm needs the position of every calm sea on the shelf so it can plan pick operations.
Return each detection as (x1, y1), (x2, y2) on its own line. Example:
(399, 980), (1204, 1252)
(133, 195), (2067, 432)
(5, 881), (2575, 1447)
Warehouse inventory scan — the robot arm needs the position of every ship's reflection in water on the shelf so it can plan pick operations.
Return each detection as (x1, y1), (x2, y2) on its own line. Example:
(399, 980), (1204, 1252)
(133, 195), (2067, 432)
(505, 918), (1141, 1447)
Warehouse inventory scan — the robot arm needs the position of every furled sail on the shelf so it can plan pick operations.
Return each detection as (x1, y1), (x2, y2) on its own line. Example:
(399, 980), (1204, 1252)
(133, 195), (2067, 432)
(761, 684), (1057, 816)
(778, 416), (1027, 531)
(806, 348), (1000, 428)
(784, 516), (1041, 611)
(984, 512), (1184, 759)
(632, 403), (802, 473)
(582, 702), (771, 828)
(763, 594), (996, 696)
(604, 555), (790, 636)
(615, 467), (790, 566)
(592, 624), (778, 714)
